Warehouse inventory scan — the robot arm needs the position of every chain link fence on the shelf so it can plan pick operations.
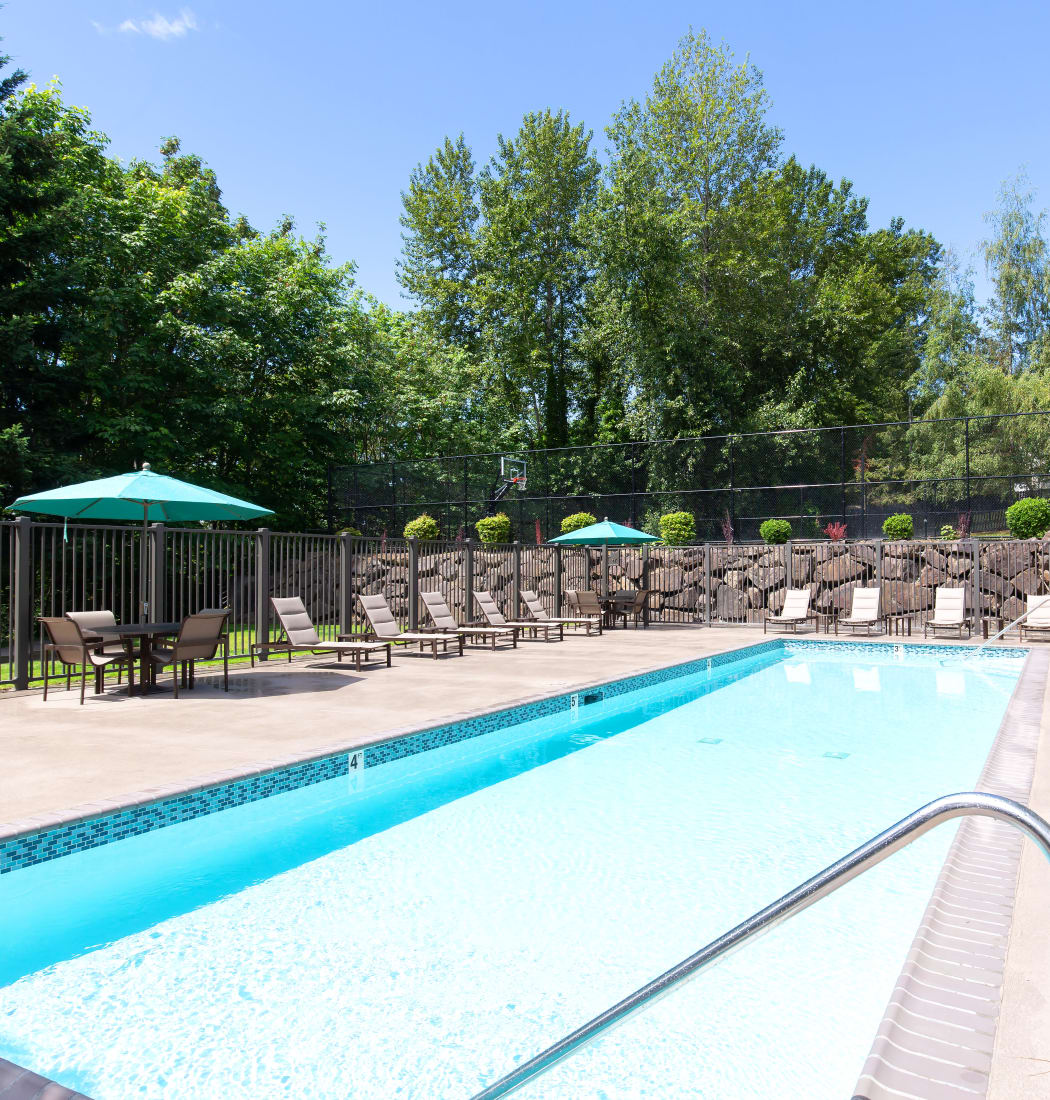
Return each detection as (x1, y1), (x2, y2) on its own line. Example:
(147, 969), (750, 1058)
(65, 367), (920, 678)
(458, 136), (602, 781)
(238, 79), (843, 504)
(331, 411), (1050, 541)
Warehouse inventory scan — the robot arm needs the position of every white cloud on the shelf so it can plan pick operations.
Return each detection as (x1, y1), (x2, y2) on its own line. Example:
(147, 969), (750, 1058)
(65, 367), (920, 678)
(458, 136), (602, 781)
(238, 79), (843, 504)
(109, 8), (199, 40)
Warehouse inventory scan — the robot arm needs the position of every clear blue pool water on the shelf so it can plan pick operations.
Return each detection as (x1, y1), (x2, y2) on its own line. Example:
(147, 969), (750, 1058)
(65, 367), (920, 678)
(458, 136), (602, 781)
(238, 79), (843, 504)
(0, 643), (1024, 1099)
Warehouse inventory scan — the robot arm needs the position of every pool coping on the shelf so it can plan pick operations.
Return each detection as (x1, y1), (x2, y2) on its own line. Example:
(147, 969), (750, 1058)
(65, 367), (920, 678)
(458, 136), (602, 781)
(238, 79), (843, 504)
(853, 647), (1049, 1100)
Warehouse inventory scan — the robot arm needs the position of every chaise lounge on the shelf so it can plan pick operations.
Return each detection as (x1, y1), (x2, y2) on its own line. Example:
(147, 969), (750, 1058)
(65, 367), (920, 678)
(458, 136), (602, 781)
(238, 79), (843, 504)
(359, 593), (465, 657)
(520, 590), (600, 635)
(835, 587), (882, 635)
(923, 586), (972, 638)
(419, 590), (518, 649)
(763, 589), (816, 634)
(256, 597), (393, 670)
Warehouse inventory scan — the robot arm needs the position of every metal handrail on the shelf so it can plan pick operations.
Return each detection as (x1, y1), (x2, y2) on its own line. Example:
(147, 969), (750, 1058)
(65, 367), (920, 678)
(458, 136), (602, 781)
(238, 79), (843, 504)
(969, 597), (1050, 656)
(470, 792), (1050, 1100)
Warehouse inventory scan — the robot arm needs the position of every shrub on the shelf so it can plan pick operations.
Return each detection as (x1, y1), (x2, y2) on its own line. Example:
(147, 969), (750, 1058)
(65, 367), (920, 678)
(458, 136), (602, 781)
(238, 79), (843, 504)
(337, 525), (363, 537)
(1006, 497), (1050, 539)
(882, 513), (914, 541)
(658, 511), (695, 545)
(939, 524), (957, 541)
(823, 521), (847, 541)
(639, 508), (663, 539)
(476, 512), (512, 543)
(560, 511), (597, 534)
(403, 514), (440, 540)
(759, 518), (792, 544)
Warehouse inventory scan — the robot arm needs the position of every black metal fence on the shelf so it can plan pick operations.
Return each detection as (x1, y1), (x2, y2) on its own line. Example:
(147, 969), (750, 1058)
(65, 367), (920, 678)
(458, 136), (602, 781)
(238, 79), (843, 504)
(4, 516), (1049, 690)
(330, 410), (1050, 541)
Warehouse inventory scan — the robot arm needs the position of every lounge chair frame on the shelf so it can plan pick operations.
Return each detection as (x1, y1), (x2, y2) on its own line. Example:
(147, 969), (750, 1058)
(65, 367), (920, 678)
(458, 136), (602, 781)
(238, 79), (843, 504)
(763, 589), (817, 634)
(258, 597), (392, 670)
(419, 590), (518, 649)
(520, 590), (599, 635)
(923, 587), (973, 639)
(473, 590), (563, 641)
(359, 594), (465, 658)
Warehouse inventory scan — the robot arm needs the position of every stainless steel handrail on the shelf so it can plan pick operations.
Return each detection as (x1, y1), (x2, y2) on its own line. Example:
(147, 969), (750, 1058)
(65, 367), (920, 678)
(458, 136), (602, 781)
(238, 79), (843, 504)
(969, 597), (1049, 656)
(469, 792), (1050, 1100)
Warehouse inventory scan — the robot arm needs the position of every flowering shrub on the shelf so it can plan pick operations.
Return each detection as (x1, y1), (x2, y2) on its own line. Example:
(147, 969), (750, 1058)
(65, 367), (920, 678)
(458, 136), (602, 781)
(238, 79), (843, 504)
(823, 521), (847, 541)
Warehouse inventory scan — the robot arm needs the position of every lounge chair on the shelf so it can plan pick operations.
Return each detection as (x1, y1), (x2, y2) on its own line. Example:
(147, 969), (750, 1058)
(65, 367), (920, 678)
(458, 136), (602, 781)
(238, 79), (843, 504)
(1018, 594), (1050, 642)
(520, 590), (600, 635)
(419, 590), (517, 649)
(40, 616), (135, 703)
(836, 587), (882, 635)
(259, 596), (392, 670)
(148, 610), (230, 697)
(359, 593), (465, 658)
(474, 590), (563, 641)
(923, 587), (972, 638)
(763, 589), (816, 634)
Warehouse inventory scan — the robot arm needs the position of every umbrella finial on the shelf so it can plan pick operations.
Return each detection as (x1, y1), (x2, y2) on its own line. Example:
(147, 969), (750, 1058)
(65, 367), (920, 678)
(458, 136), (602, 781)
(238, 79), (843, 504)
(141, 462), (151, 471)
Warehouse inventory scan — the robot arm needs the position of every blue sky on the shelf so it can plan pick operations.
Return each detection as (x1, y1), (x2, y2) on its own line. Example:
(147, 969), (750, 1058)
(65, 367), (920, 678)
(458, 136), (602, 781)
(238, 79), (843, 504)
(5, 0), (1049, 307)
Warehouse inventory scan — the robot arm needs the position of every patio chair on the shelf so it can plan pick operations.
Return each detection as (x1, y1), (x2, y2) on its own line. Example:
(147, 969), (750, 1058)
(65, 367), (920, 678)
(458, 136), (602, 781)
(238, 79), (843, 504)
(763, 589), (816, 634)
(923, 587), (972, 639)
(40, 616), (135, 704)
(359, 594), (465, 658)
(419, 590), (518, 650)
(520, 589), (600, 635)
(836, 587), (882, 635)
(607, 588), (651, 630)
(148, 610), (230, 698)
(260, 596), (393, 671)
(569, 589), (607, 628)
(66, 609), (133, 680)
(1018, 594), (1050, 642)
(473, 590), (563, 641)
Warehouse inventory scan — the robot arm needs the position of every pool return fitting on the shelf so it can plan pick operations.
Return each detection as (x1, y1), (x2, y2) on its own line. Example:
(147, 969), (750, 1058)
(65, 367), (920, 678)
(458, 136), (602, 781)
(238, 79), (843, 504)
(469, 791), (1050, 1100)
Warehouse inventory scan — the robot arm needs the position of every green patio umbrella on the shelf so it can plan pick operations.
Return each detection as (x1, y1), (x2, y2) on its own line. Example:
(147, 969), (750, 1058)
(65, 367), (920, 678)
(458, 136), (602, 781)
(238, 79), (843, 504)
(8, 463), (274, 616)
(547, 517), (661, 546)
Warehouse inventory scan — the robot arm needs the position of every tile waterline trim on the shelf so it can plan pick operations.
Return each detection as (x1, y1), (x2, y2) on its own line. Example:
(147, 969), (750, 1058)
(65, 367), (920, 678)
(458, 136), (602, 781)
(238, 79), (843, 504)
(0, 638), (1026, 874)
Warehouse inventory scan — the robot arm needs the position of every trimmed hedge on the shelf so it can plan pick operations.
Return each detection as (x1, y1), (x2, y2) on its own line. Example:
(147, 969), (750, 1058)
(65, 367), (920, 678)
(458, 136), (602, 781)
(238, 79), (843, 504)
(1006, 497), (1050, 539)
(403, 514), (439, 540)
(759, 518), (792, 544)
(658, 511), (695, 545)
(560, 511), (597, 534)
(476, 512), (512, 543)
(882, 513), (914, 540)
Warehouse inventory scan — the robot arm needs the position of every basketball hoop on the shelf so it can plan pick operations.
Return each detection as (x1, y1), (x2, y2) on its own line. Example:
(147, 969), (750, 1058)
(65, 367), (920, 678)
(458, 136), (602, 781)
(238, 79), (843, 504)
(513, 475), (527, 493)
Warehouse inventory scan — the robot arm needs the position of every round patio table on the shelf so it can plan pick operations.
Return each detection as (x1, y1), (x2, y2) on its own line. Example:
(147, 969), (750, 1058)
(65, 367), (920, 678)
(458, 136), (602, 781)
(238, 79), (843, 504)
(80, 621), (181, 695)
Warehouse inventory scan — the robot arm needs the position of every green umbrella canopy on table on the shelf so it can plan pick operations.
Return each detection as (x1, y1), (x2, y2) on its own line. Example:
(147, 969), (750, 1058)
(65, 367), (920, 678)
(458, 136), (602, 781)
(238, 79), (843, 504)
(547, 518), (661, 546)
(8, 464), (274, 615)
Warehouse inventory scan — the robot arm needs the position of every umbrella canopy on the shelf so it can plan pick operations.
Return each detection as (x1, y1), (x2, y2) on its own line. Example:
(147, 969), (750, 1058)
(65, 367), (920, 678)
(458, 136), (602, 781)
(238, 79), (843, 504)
(8, 464), (274, 523)
(548, 518), (661, 546)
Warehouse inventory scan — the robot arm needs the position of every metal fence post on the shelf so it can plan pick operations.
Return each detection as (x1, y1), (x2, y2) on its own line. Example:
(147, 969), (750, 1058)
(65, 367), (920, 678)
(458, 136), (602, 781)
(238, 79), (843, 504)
(465, 538), (475, 620)
(13, 516), (33, 690)
(784, 539), (794, 588)
(339, 532), (352, 635)
(149, 522), (166, 621)
(875, 539), (882, 588)
(704, 542), (712, 625)
(554, 545), (563, 615)
(601, 543), (609, 599)
(408, 537), (420, 629)
(255, 527), (271, 659)
(970, 537), (980, 627)
(511, 541), (521, 616)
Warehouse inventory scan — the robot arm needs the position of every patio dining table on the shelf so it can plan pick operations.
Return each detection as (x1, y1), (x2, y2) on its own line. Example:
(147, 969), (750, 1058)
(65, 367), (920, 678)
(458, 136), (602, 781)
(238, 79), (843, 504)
(80, 621), (181, 695)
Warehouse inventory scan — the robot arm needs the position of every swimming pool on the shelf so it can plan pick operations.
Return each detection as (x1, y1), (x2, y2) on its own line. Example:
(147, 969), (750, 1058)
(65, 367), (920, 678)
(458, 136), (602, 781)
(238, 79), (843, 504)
(0, 641), (1028, 1098)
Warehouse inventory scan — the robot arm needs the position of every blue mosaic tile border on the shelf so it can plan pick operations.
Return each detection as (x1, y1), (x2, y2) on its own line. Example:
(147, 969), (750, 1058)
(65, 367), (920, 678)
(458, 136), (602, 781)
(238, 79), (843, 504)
(1, 635), (1024, 875)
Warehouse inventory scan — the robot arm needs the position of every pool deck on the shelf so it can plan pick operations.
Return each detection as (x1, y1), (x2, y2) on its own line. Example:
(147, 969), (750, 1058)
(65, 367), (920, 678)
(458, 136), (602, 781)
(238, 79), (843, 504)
(2, 624), (1048, 1098)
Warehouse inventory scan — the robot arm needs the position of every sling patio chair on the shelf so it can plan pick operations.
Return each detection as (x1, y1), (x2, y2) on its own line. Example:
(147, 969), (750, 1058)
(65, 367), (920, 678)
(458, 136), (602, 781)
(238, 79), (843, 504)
(520, 589), (600, 635)
(473, 590), (563, 642)
(607, 588), (651, 629)
(359, 593), (465, 658)
(419, 590), (518, 650)
(923, 587), (972, 639)
(66, 609), (137, 679)
(568, 589), (607, 629)
(835, 587), (882, 635)
(148, 610), (230, 698)
(763, 589), (817, 634)
(40, 616), (136, 703)
(258, 596), (392, 671)
(1017, 594), (1050, 642)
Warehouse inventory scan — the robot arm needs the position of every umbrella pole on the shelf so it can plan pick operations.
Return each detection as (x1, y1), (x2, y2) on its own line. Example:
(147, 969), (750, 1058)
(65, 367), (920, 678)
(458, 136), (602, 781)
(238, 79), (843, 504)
(141, 503), (149, 620)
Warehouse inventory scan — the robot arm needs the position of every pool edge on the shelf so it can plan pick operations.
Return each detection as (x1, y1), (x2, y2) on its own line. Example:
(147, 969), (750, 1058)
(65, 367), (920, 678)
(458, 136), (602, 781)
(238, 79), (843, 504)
(852, 647), (1049, 1100)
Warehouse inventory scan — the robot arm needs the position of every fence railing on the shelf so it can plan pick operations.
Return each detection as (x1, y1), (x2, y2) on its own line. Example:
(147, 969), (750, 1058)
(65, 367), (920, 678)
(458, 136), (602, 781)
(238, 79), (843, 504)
(2, 518), (1047, 689)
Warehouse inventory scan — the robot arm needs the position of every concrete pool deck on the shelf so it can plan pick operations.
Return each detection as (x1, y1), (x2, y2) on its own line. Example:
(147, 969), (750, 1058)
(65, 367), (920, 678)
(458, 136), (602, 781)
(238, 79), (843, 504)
(1, 624), (1048, 1099)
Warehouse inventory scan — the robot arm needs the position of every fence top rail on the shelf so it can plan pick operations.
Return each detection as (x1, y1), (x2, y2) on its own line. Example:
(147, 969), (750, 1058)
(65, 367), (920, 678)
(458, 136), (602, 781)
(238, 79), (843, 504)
(339, 408), (1050, 471)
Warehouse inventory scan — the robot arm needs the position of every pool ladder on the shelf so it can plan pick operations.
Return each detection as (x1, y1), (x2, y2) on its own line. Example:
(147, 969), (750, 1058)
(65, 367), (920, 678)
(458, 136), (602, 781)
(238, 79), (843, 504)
(469, 792), (1050, 1100)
